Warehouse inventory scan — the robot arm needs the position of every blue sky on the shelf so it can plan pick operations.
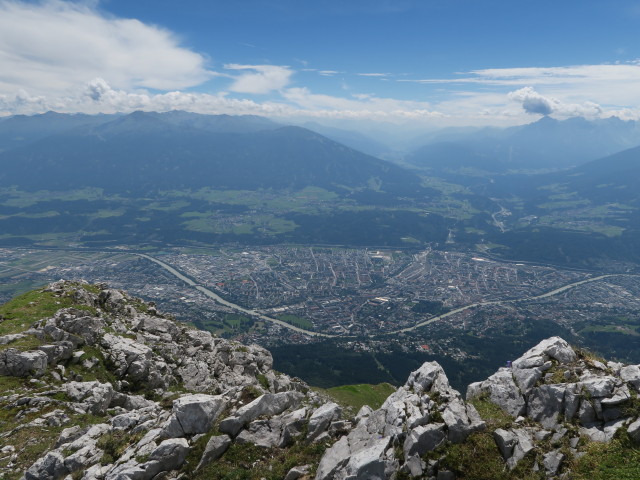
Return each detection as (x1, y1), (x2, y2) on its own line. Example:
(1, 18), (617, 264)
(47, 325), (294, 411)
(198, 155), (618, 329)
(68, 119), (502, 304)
(1, 0), (640, 127)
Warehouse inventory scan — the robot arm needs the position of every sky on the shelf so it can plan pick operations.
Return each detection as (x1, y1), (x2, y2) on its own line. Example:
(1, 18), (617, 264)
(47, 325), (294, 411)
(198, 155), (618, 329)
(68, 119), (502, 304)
(1, 0), (640, 128)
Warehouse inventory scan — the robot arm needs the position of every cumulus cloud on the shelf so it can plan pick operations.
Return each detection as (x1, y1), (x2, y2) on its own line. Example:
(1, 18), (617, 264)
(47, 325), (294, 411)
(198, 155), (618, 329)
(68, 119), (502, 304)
(225, 64), (293, 94)
(0, 76), (446, 122)
(508, 87), (603, 117)
(508, 87), (557, 115)
(0, 0), (211, 96)
(404, 62), (640, 110)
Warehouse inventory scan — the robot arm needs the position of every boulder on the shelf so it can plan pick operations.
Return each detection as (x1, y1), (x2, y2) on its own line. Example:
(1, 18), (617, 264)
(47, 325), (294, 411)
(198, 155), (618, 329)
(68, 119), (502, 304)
(467, 369), (525, 417)
(38, 342), (75, 365)
(355, 405), (373, 424)
(281, 407), (309, 446)
(99, 289), (129, 315)
(63, 445), (102, 474)
(543, 450), (565, 476)
(0, 333), (26, 345)
(403, 423), (446, 458)
(406, 362), (444, 393)
(493, 428), (517, 460)
(166, 394), (226, 437)
(24, 451), (68, 480)
(112, 412), (141, 430)
(236, 419), (283, 448)
(580, 377), (616, 398)
(628, 418), (640, 443)
(527, 384), (567, 428)
(196, 435), (232, 471)
(64, 381), (114, 415)
(284, 464), (310, 480)
(343, 437), (393, 480)
(0, 348), (48, 377)
(620, 365), (640, 391)
(315, 436), (351, 480)
(55, 426), (89, 448)
(580, 418), (628, 443)
(55, 312), (105, 345)
(518, 336), (577, 364)
(134, 315), (180, 341)
(442, 399), (483, 443)
(147, 438), (190, 473)
(219, 391), (303, 436)
(307, 402), (342, 441)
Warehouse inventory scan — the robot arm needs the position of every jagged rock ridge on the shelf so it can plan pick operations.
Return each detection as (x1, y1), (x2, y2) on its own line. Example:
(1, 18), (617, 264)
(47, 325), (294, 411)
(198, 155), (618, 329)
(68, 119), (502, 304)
(1, 282), (640, 480)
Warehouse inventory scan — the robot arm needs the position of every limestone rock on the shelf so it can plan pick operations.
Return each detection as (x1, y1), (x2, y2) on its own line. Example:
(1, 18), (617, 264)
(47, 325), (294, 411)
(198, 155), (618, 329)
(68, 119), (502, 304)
(24, 451), (68, 480)
(627, 418), (640, 443)
(148, 438), (190, 473)
(403, 423), (446, 458)
(307, 402), (342, 441)
(284, 464), (310, 480)
(527, 384), (567, 429)
(467, 368), (525, 417)
(64, 381), (114, 415)
(161, 394), (226, 438)
(620, 365), (640, 391)
(196, 435), (232, 471)
(543, 450), (565, 476)
(219, 391), (304, 437)
(0, 348), (48, 377)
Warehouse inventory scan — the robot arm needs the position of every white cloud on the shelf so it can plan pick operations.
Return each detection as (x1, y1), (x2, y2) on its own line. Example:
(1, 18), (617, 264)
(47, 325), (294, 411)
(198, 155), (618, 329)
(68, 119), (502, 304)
(318, 70), (341, 76)
(508, 87), (603, 117)
(403, 62), (640, 107)
(3, 78), (441, 122)
(1, 2), (638, 127)
(280, 87), (443, 120)
(0, 77), (291, 116)
(0, 0), (211, 96)
(224, 64), (293, 94)
(357, 73), (389, 77)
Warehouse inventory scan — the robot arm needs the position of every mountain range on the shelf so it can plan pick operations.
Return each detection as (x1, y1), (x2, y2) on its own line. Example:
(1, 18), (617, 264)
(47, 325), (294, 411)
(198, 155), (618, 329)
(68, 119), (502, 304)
(406, 116), (640, 173)
(0, 111), (422, 195)
(1, 111), (640, 265)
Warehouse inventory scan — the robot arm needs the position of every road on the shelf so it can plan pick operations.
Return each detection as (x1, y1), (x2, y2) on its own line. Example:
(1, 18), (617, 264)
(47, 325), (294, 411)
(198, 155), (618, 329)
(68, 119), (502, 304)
(4, 246), (634, 339)
(388, 274), (628, 335)
(136, 253), (336, 338)
(137, 253), (635, 339)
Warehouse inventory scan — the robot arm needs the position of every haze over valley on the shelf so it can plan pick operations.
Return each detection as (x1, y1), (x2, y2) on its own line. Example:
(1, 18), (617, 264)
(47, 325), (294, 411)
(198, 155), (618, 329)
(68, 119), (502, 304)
(1, 109), (640, 391)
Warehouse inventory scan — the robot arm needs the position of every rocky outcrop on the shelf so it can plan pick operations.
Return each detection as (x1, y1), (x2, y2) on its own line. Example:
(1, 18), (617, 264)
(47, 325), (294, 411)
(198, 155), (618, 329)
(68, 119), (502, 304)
(467, 336), (640, 473)
(4, 282), (640, 480)
(0, 348), (48, 377)
(0, 281), (320, 480)
(315, 362), (485, 480)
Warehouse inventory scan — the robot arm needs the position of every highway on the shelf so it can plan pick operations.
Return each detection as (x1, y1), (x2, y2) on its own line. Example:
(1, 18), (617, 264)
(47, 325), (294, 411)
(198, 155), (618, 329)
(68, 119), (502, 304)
(136, 253), (336, 338)
(137, 252), (634, 338)
(389, 274), (626, 335)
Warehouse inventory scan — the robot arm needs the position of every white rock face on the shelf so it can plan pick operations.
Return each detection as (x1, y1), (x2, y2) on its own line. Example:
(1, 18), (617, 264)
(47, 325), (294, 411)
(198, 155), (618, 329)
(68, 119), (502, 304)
(0, 349), (48, 377)
(218, 391), (304, 437)
(467, 368), (526, 417)
(403, 423), (446, 458)
(196, 435), (232, 471)
(12, 283), (640, 480)
(161, 394), (227, 438)
(307, 402), (342, 441)
(465, 335), (640, 468)
(315, 361), (484, 480)
(64, 381), (115, 415)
